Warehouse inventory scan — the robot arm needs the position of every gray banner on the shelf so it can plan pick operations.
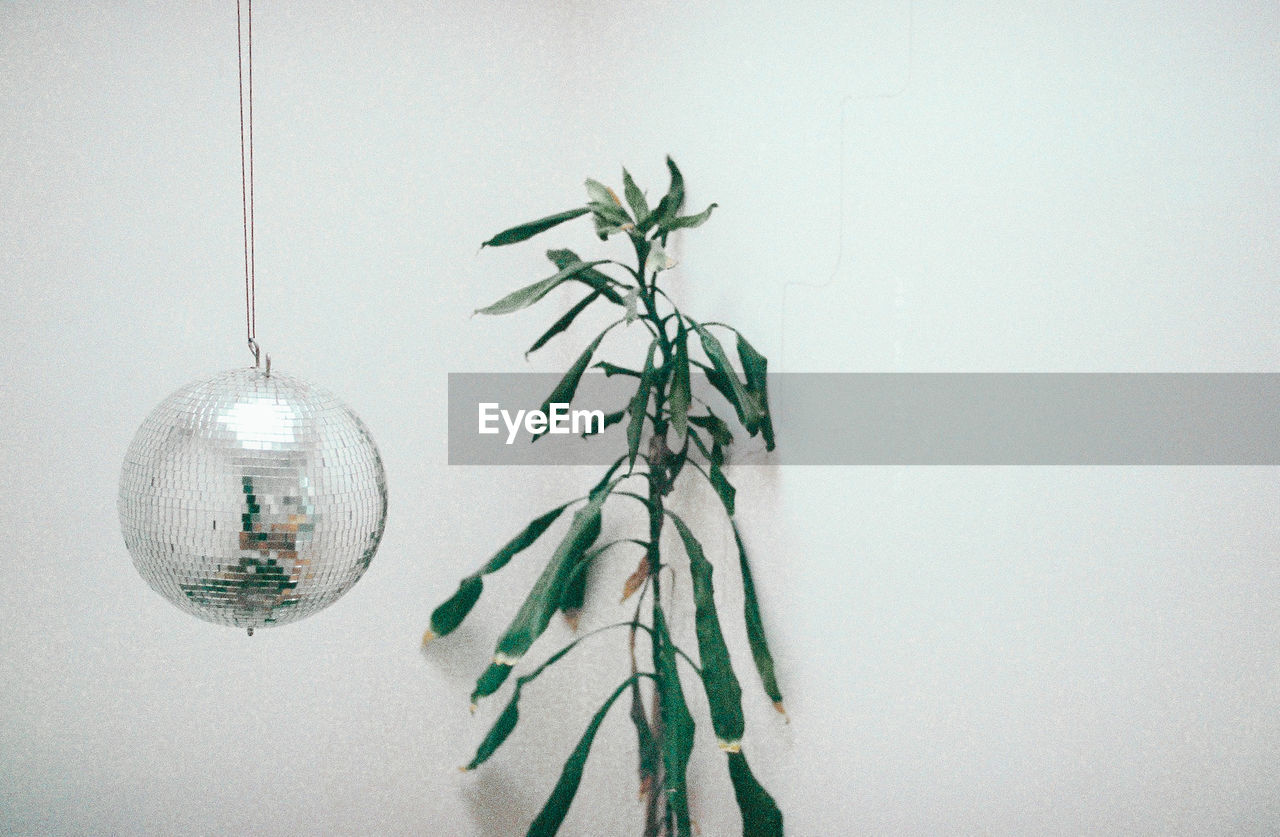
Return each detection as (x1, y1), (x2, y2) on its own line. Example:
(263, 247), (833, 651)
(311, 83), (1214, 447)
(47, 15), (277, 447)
(448, 373), (1280, 465)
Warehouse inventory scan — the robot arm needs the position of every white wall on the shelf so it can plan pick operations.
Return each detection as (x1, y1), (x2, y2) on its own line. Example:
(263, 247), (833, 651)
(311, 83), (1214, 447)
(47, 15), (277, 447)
(2, 1), (1277, 834)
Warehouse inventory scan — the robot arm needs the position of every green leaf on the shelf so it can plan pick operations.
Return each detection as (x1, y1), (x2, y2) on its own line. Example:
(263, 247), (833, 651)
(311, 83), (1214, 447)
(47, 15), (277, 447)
(580, 408), (625, 437)
(527, 677), (635, 837)
(593, 361), (640, 378)
(629, 677), (659, 799)
(661, 202), (718, 233)
(560, 573), (588, 619)
(545, 249), (625, 304)
(655, 605), (695, 836)
(646, 156), (686, 238)
(585, 181), (631, 241)
(482, 207), (590, 248)
(687, 425), (715, 465)
(465, 685), (522, 771)
(627, 340), (658, 472)
(588, 200), (630, 225)
(425, 503), (571, 642)
(590, 200), (633, 240)
(557, 550), (592, 628)
(694, 358), (736, 410)
(558, 539), (642, 627)
(736, 333), (776, 451)
(733, 522), (784, 711)
(667, 434), (690, 486)
(727, 749), (784, 837)
(690, 321), (761, 435)
(471, 661), (514, 704)
(665, 155), (685, 214)
(475, 260), (608, 316)
(589, 456), (626, 498)
(490, 491), (607, 665)
(426, 578), (482, 641)
(584, 178), (618, 208)
(669, 513), (745, 749)
(669, 323), (691, 441)
(525, 291), (603, 358)
(709, 455), (736, 516)
(622, 168), (650, 225)
(532, 325), (615, 441)
(468, 621), (636, 769)
(689, 411), (734, 447)
(480, 504), (573, 576)
(701, 432), (725, 468)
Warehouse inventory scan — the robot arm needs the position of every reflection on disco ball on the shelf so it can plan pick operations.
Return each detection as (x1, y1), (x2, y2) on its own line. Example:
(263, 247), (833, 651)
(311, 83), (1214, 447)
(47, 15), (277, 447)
(118, 367), (388, 635)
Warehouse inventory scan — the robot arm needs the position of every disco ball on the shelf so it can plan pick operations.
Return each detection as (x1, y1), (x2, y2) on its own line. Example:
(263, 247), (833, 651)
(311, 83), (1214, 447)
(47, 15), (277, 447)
(118, 367), (388, 635)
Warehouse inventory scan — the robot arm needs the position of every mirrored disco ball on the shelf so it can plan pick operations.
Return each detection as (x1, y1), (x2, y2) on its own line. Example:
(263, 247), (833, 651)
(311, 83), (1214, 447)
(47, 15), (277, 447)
(118, 367), (388, 635)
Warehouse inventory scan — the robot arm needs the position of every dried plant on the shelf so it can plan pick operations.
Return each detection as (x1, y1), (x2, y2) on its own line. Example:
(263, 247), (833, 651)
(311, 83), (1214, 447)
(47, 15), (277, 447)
(424, 159), (784, 836)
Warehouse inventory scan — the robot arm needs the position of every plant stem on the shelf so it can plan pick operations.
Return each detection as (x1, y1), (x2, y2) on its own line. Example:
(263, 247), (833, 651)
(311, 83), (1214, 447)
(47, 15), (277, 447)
(645, 467), (668, 835)
(639, 240), (679, 834)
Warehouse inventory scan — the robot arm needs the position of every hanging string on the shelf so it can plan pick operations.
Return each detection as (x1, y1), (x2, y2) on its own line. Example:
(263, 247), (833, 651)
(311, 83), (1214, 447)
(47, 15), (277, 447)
(236, 0), (259, 366)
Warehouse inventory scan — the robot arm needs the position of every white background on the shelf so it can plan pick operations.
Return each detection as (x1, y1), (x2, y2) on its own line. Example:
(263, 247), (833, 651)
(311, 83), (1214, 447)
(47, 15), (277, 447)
(2, 2), (1278, 834)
